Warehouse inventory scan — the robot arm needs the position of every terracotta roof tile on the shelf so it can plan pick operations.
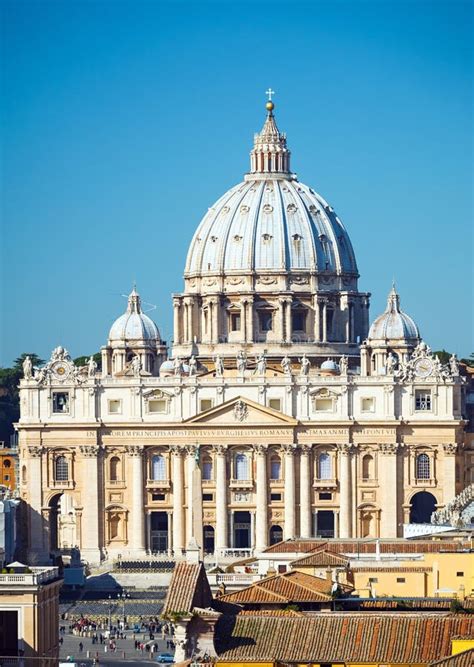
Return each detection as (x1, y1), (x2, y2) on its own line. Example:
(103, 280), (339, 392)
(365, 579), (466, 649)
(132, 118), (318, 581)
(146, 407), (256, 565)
(430, 648), (474, 667)
(291, 548), (349, 567)
(215, 613), (474, 663)
(162, 562), (212, 616)
(263, 539), (469, 555)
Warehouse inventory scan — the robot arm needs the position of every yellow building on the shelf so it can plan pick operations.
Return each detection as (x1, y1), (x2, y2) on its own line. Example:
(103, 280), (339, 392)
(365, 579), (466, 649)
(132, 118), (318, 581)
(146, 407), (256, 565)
(0, 562), (61, 661)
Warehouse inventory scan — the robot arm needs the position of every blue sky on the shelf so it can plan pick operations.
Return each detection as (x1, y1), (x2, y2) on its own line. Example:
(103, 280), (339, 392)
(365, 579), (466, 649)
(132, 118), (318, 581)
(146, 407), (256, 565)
(1, 0), (472, 365)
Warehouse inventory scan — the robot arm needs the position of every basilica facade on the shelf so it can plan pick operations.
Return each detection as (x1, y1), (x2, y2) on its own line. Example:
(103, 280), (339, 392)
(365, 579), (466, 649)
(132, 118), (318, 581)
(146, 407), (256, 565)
(17, 100), (471, 565)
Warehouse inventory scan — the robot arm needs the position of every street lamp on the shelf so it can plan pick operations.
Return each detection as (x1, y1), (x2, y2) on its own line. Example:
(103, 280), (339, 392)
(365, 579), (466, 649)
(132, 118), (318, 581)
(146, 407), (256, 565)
(108, 595), (112, 632)
(117, 591), (130, 629)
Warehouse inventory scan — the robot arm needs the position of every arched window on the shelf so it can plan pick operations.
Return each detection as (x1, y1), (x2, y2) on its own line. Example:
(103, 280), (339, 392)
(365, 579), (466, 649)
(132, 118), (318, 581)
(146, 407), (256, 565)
(202, 456), (213, 481)
(235, 453), (249, 480)
(362, 454), (374, 480)
(416, 453), (431, 480)
(55, 455), (68, 481)
(270, 455), (281, 480)
(318, 452), (331, 480)
(110, 456), (120, 481)
(21, 465), (27, 484)
(3, 460), (11, 468)
(109, 512), (121, 540)
(151, 454), (166, 481)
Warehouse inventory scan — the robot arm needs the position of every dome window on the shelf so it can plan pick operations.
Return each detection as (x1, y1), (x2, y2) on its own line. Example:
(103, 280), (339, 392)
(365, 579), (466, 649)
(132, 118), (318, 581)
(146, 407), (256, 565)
(233, 235), (242, 242)
(258, 309), (273, 333)
(211, 236), (218, 242)
(229, 311), (241, 332)
(292, 233), (302, 242)
(263, 204), (273, 213)
(287, 203), (297, 213)
(221, 206), (230, 214)
(292, 309), (307, 333)
(240, 205), (250, 214)
(262, 233), (273, 243)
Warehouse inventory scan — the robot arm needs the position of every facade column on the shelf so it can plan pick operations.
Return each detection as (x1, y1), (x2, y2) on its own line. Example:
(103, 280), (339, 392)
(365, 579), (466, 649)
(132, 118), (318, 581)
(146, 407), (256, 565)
(27, 445), (47, 561)
(240, 300), (248, 343)
(171, 446), (185, 555)
(80, 445), (101, 564)
(254, 445), (268, 551)
(285, 298), (292, 343)
(379, 443), (398, 538)
(299, 445), (312, 538)
(173, 298), (181, 344)
(246, 297), (254, 343)
(322, 301), (328, 342)
(210, 297), (220, 344)
(442, 443), (458, 503)
(338, 443), (352, 538)
(214, 445), (228, 552)
(126, 445), (145, 555)
(283, 445), (296, 539)
(278, 299), (286, 343)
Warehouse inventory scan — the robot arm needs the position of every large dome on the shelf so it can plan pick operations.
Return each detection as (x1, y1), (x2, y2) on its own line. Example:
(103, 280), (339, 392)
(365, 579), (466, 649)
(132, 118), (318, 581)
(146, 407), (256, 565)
(368, 286), (420, 342)
(185, 102), (358, 278)
(108, 288), (160, 342)
(185, 178), (358, 276)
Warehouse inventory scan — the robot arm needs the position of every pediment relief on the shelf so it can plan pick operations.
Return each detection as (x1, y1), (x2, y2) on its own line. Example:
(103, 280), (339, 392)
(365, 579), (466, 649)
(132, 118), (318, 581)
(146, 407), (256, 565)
(184, 396), (297, 425)
(143, 389), (173, 401)
(310, 387), (340, 398)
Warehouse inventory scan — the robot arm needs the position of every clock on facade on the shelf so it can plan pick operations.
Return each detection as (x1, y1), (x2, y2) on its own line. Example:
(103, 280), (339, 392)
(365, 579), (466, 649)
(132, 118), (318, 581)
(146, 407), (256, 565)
(414, 358), (433, 378)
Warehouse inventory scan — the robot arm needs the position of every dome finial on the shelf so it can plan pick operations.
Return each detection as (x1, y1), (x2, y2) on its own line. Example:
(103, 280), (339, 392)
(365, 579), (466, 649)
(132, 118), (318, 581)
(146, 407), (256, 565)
(265, 87), (275, 112)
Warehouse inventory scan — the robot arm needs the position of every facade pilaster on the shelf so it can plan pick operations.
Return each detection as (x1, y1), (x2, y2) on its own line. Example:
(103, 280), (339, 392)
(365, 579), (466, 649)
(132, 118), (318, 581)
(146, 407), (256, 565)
(79, 445), (101, 564)
(299, 445), (312, 538)
(27, 446), (47, 561)
(173, 298), (182, 345)
(283, 444), (296, 539)
(214, 445), (228, 552)
(185, 444), (199, 545)
(284, 298), (292, 343)
(338, 443), (352, 538)
(254, 445), (268, 551)
(378, 443), (399, 538)
(126, 445), (146, 555)
(246, 297), (254, 343)
(171, 446), (185, 555)
(442, 443), (457, 503)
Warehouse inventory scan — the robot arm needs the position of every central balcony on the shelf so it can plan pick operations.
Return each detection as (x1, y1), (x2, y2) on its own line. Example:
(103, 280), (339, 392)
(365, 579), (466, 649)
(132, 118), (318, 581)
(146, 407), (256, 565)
(229, 478), (254, 490)
(146, 479), (171, 490)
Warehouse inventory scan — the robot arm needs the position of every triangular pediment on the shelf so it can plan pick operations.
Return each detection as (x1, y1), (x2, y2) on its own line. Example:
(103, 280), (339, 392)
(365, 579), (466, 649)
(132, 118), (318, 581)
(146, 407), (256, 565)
(184, 396), (297, 425)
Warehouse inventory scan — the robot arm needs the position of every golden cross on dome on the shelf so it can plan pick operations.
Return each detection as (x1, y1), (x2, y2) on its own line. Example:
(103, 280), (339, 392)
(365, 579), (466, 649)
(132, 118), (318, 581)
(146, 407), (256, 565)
(265, 88), (275, 101)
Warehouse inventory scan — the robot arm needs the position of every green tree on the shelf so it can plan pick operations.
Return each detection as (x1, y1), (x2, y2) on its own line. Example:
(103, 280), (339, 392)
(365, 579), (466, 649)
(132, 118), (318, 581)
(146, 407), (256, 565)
(433, 349), (451, 364)
(73, 352), (102, 370)
(460, 352), (474, 367)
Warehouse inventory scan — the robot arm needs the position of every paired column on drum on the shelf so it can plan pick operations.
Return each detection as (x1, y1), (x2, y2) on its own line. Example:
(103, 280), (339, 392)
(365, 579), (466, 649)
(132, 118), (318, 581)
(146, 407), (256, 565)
(283, 444), (296, 539)
(299, 445), (312, 538)
(254, 445), (268, 551)
(214, 445), (228, 551)
(126, 445), (145, 554)
(379, 443), (399, 538)
(171, 446), (185, 554)
(80, 445), (101, 563)
(338, 443), (353, 538)
(27, 445), (47, 561)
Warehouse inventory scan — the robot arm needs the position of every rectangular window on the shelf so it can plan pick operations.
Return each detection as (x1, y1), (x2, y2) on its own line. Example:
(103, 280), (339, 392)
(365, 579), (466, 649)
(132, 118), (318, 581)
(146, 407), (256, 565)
(361, 397), (375, 412)
(269, 398), (281, 412)
(108, 399), (122, 414)
(368, 577), (378, 583)
(457, 572), (464, 577)
(202, 493), (213, 502)
(199, 399), (213, 412)
(292, 311), (306, 332)
(148, 399), (167, 414)
(52, 392), (69, 414)
(4, 475), (9, 481)
(230, 312), (241, 332)
(319, 492), (332, 500)
(270, 493), (282, 501)
(415, 390), (432, 411)
(259, 311), (273, 332)
(151, 493), (165, 502)
(396, 577), (406, 583)
(315, 398), (334, 412)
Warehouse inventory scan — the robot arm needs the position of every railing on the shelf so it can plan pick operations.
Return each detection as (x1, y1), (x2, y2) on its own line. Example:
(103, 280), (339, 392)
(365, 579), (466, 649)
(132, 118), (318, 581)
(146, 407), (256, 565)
(50, 479), (74, 489)
(0, 567), (59, 586)
(312, 478), (337, 488)
(215, 573), (257, 586)
(146, 479), (171, 489)
(229, 479), (253, 489)
(216, 548), (254, 559)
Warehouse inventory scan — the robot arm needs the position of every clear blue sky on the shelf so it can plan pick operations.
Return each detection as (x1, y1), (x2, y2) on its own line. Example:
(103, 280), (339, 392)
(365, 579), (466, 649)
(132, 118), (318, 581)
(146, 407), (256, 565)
(1, 0), (472, 365)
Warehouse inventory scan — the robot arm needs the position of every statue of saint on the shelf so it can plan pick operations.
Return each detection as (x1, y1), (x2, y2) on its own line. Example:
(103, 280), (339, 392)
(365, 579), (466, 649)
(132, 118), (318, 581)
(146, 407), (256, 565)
(299, 354), (310, 376)
(214, 355), (224, 377)
(449, 354), (459, 377)
(339, 355), (348, 375)
(254, 353), (266, 375)
(281, 355), (292, 376)
(188, 355), (197, 376)
(131, 355), (142, 377)
(22, 356), (33, 379)
(174, 357), (182, 376)
(385, 352), (397, 375)
(87, 355), (98, 378)
(236, 350), (247, 374)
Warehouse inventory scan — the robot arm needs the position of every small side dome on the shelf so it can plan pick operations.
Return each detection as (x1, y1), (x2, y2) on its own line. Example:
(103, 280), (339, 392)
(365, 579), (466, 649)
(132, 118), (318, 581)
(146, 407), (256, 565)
(321, 359), (338, 372)
(159, 360), (175, 376)
(109, 289), (160, 343)
(368, 286), (420, 342)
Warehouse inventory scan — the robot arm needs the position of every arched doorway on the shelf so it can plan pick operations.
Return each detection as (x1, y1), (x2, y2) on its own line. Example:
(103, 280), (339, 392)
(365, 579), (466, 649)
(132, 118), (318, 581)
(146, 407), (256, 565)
(48, 493), (77, 552)
(269, 525), (283, 545)
(410, 491), (437, 523)
(203, 525), (215, 553)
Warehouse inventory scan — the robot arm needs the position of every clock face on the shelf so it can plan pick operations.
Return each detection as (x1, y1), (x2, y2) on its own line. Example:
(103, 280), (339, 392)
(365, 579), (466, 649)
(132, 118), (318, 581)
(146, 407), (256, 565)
(414, 358), (433, 378)
(51, 361), (70, 380)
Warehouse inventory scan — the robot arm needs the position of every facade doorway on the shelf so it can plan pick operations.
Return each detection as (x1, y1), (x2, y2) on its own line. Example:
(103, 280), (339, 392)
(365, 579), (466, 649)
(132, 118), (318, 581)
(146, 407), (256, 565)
(315, 510), (334, 538)
(203, 525), (215, 553)
(410, 491), (437, 523)
(48, 492), (77, 552)
(150, 511), (168, 553)
(269, 525), (283, 545)
(233, 511), (251, 548)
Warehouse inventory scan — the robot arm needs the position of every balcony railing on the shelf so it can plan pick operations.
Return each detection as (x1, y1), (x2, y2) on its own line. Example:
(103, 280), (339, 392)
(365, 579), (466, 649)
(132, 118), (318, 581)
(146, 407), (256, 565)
(146, 479), (171, 489)
(0, 567), (59, 586)
(312, 478), (337, 489)
(50, 479), (74, 490)
(229, 479), (253, 490)
(216, 548), (254, 559)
